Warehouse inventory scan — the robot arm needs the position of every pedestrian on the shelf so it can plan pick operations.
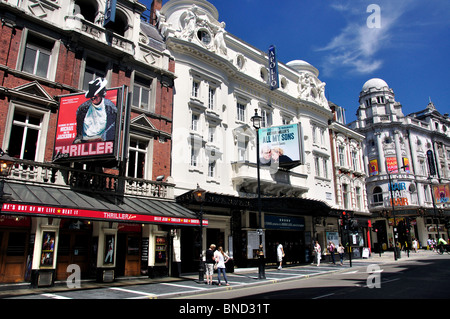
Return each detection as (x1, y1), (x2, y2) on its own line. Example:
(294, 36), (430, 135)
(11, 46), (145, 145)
(214, 246), (230, 286)
(276, 242), (285, 270)
(205, 244), (216, 285)
(328, 241), (336, 265)
(314, 241), (321, 266)
(412, 238), (418, 253)
(337, 243), (345, 266)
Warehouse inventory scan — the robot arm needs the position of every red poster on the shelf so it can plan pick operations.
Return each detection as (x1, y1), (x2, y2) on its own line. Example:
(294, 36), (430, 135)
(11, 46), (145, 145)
(386, 157), (398, 173)
(54, 85), (121, 161)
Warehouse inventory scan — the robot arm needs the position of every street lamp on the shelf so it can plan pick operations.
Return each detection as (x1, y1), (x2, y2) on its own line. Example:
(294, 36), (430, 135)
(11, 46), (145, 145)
(0, 149), (15, 209)
(0, 150), (15, 177)
(251, 109), (265, 279)
(193, 184), (206, 283)
(386, 164), (407, 261)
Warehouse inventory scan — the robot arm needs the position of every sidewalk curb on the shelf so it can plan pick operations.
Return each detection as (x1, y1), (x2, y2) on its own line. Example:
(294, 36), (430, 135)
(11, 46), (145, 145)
(0, 250), (436, 299)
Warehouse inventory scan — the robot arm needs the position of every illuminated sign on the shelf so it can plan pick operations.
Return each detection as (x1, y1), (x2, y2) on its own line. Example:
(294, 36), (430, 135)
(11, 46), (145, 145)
(258, 123), (304, 169)
(268, 45), (279, 90)
(1, 203), (207, 226)
(54, 85), (124, 162)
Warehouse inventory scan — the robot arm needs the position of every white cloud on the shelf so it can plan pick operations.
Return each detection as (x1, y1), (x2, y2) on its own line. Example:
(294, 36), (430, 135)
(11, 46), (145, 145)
(317, 1), (413, 76)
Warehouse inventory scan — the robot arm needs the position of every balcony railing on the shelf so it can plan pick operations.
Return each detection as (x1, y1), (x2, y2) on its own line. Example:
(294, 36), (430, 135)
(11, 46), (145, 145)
(7, 159), (174, 199)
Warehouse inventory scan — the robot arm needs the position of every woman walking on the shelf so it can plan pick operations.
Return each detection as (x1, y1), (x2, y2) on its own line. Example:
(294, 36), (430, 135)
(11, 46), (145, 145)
(214, 246), (230, 286)
(314, 241), (321, 266)
(337, 243), (345, 266)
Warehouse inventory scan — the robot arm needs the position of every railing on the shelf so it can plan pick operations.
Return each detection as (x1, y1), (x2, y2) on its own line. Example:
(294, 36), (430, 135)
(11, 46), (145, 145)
(8, 159), (174, 199)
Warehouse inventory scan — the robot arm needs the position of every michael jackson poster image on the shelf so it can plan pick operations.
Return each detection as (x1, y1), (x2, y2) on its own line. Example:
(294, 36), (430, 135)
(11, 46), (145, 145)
(54, 78), (122, 160)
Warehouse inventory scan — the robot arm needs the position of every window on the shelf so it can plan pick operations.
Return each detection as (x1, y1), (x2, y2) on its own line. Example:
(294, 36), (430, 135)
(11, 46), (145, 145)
(314, 156), (320, 176)
(208, 126), (215, 143)
(261, 109), (272, 128)
(237, 137), (248, 161)
(236, 102), (246, 122)
(192, 80), (200, 98)
(373, 186), (383, 206)
(191, 145), (199, 167)
(322, 158), (328, 179)
(424, 185), (430, 202)
(133, 75), (152, 111)
(22, 33), (53, 78)
(355, 187), (362, 210)
(208, 160), (216, 177)
(197, 30), (211, 45)
(376, 96), (385, 104)
(282, 118), (291, 125)
(208, 87), (215, 110)
(338, 146), (346, 167)
(419, 159), (427, 176)
(8, 110), (42, 161)
(127, 139), (148, 179)
(342, 184), (349, 209)
(351, 151), (359, 171)
(191, 113), (199, 131)
(82, 58), (106, 91)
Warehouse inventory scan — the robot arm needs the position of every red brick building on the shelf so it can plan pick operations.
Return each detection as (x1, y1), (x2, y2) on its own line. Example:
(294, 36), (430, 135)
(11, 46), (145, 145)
(0, 0), (199, 286)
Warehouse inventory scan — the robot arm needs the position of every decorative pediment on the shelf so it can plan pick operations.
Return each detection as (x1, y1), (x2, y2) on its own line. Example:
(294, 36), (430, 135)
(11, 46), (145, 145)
(130, 114), (157, 133)
(10, 81), (56, 108)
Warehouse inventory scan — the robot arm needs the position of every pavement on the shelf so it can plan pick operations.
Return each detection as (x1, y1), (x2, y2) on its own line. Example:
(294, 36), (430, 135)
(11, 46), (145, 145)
(0, 249), (438, 299)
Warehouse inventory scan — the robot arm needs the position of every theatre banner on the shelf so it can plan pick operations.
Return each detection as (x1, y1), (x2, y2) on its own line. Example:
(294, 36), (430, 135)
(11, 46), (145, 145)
(258, 123), (304, 169)
(433, 184), (450, 204)
(1, 203), (208, 227)
(54, 85), (123, 162)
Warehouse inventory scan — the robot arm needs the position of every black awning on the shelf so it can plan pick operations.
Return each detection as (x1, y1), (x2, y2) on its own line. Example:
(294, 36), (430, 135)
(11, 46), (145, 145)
(1, 182), (205, 227)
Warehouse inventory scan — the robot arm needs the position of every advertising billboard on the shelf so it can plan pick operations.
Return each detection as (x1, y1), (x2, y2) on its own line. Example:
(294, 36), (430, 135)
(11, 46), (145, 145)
(54, 80), (123, 162)
(258, 123), (304, 169)
(433, 184), (450, 204)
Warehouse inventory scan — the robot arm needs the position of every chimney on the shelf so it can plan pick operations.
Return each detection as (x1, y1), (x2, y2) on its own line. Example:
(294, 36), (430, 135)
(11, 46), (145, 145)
(150, 0), (163, 26)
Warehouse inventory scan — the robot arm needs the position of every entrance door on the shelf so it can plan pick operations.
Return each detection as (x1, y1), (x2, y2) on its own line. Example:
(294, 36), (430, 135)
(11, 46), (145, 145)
(0, 231), (29, 283)
(116, 234), (141, 277)
(56, 232), (92, 280)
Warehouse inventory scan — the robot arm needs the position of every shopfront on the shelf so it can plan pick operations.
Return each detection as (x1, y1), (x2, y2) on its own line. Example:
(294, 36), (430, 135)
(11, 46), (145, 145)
(0, 182), (204, 286)
(264, 215), (306, 265)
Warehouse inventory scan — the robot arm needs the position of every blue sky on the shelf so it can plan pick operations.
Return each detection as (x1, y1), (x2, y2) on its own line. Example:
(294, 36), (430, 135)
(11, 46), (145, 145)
(146, 0), (450, 123)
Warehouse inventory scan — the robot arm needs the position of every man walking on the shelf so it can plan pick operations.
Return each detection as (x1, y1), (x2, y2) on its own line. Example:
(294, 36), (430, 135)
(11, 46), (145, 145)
(276, 242), (285, 270)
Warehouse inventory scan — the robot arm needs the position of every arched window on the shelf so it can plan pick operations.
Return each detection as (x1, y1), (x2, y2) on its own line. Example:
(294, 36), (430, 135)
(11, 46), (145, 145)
(373, 186), (383, 206)
(74, 0), (97, 23)
(105, 10), (128, 37)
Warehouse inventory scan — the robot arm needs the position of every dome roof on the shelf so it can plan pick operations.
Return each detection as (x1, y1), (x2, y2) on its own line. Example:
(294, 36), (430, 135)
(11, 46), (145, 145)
(287, 60), (319, 77)
(362, 78), (388, 91)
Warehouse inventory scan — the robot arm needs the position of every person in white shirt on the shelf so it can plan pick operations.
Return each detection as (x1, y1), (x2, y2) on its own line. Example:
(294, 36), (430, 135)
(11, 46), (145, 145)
(276, 242), (285, 270)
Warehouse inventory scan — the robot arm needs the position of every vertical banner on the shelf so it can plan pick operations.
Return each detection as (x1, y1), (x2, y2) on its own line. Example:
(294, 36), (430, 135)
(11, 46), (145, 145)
(104, 0), (117, 27)
(268, 45), (279, 90)
(402, 158), (410, 173)
(433, 184), (450, 204)
(369, 159), (379, 176)
(426, 150), (436, 176)
(386, 157), (398, 173)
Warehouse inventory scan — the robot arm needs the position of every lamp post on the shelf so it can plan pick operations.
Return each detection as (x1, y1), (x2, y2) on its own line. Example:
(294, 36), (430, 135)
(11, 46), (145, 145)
(0, 149), (15, 204)
(193, 184), (206, 283)
(386, 164), (407, 261)
(251, 109), (265, 279)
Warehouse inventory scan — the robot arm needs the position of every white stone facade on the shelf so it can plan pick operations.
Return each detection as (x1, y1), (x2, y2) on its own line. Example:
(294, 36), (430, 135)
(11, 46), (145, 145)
(158, 0), (336, 209)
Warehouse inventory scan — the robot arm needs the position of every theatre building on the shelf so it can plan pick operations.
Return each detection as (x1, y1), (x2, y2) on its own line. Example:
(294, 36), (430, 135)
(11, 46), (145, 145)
(0, 0), (201, 286)
(157, 0), (338, 269)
